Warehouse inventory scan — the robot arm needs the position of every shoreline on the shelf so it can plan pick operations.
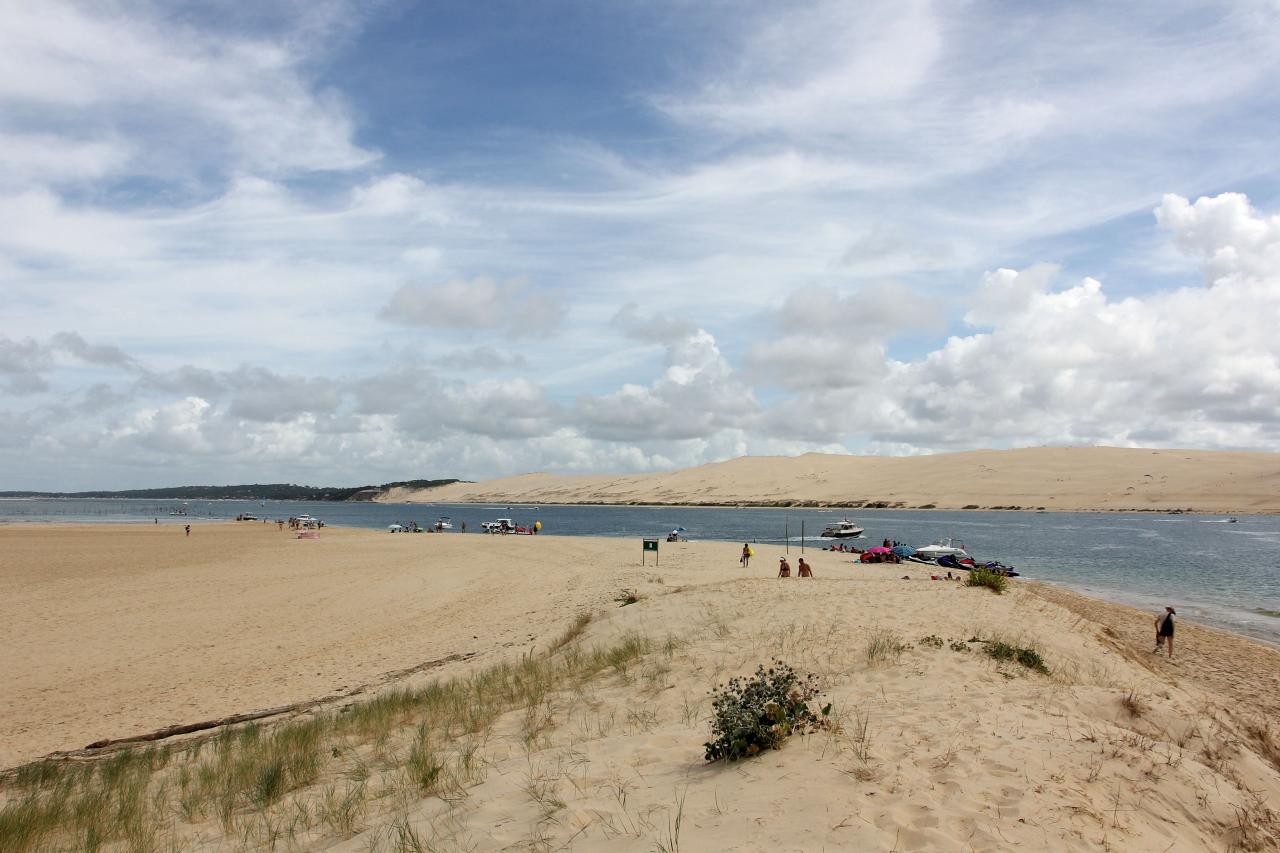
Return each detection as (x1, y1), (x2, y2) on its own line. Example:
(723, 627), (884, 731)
(3, 514), (1276, 650)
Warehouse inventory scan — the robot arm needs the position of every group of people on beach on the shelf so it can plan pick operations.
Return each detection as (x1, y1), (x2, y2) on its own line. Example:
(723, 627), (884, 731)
(777, 556), (813, 577)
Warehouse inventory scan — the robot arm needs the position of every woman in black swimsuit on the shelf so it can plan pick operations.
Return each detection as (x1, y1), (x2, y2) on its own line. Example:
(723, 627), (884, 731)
(1154, 607), (1175, 658)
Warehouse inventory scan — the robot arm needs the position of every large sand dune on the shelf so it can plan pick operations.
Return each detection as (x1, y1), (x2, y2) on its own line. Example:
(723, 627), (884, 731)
(387, 446), (1280, 513)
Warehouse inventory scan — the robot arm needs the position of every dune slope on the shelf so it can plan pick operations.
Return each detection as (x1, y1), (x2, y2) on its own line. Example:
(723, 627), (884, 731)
(388, 446), (1280, 513)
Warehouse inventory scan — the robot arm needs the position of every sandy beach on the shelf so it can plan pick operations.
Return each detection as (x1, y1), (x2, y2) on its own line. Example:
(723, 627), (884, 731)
(385, 446), (1280, 514)
(3, 523), (1279, 850)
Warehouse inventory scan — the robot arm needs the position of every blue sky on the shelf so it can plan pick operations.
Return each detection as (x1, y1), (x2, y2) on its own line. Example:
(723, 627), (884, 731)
(2, 0), (1280, 489)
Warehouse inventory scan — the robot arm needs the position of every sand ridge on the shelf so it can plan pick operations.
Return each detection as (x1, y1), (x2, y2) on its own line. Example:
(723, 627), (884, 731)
(385, 446), (1280, 514)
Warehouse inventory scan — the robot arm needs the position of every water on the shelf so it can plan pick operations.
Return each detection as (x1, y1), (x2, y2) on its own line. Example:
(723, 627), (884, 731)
(4, 499), (1278, 646)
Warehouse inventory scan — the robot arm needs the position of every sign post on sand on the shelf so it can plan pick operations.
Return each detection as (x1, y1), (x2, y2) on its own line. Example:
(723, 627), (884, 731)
(642, 538), (659, 566)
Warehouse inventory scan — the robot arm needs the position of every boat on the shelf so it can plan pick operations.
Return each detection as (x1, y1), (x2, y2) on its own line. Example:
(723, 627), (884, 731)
(436, 517), (454, 531)
(820, 519), (865, 538)
(914, 538), (970, 560)
(483, 518), (517, 534)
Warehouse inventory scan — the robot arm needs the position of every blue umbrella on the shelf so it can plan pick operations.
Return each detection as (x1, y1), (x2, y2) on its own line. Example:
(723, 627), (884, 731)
(892, 544), (916, 557)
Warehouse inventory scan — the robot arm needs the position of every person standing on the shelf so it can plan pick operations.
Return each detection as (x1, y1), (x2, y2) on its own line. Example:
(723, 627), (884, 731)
(184, 524), (191, 537)
(797, 558), (813, 577)
(741, 543), (752, 568)
(777, 556), (791, 577)
(1154, 607), (1176, 658)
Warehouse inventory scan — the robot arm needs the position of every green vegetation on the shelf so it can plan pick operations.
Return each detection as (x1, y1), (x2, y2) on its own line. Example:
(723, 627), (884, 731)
(0, 630), (650, 852)
(704, 662), (829, 762)
(0, 479), (461, 502)
(865, 630), (910, 664)
(983, 640), (1049, 675)
(966, 567), (1007, 594)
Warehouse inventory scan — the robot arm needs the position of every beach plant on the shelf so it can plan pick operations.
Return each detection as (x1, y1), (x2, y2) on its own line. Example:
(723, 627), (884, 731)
(1120, 689), (1149, 719)
(614, 588), (641, 607)
(704, 661), (830, 762)
(966, 567), (1007, 594)
(866, 630), (910, 664)
(984, 640), (1049, 675)
(918, 634), (944, 649)
(0, 630), (652, 853)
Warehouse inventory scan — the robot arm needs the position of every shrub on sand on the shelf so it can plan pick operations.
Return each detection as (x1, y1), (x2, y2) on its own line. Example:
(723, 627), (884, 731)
(966, 568), (1007, 594)
(704, 662), (830, 762)
(984, 640), (1049, 675)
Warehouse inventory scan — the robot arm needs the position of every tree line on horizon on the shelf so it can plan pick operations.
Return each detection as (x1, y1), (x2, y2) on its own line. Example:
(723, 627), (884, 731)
(0, 479), (462, 502)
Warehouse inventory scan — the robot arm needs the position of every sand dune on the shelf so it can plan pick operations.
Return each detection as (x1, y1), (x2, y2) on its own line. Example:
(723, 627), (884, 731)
(386, 446), (1280, 514)
(3, 524), (1279, 850)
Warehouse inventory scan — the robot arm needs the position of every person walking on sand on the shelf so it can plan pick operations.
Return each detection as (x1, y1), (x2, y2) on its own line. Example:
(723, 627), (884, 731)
(184, 524), (191, 537)
(778, 556), (791, 577)
(741, 543), (752, 568)
(797, 557), (813, 577)
(1154, 607), (1176, 658)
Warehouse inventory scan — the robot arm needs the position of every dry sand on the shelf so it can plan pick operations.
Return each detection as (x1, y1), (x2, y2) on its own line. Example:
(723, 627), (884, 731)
(3, 524), (1279, 850)
(386, 446), (1280, 514)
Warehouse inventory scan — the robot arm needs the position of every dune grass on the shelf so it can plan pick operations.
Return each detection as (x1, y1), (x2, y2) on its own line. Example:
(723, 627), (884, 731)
(966, 567), (1007, 594)
(0, 626), (651, 853)
(865, 630), (910, 665)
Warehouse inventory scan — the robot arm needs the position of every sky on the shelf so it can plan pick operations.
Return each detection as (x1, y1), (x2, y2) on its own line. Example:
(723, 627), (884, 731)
(2, 0), (1280, 490)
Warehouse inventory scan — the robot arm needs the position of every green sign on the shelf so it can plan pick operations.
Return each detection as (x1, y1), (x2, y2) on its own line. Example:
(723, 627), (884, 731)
(643, 539), (659, 551)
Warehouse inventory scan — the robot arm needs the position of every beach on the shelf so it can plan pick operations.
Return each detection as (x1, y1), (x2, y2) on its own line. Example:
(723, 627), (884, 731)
(385, 446), (1280, 514)
(3, 523), (1279, 850)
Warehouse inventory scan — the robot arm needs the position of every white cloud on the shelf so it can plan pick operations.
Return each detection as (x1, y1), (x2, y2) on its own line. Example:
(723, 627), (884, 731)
(575, 308), (757, 441)
(379, 277), (566, 339)
(0, 0), (376, 178)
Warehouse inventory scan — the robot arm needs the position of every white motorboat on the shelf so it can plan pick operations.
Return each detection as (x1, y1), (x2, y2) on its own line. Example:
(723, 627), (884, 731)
(820, 519), (865, 538)
(436, 517), (454, 530)
(483, 518), (517, 533)
(914, 538), (970, 560)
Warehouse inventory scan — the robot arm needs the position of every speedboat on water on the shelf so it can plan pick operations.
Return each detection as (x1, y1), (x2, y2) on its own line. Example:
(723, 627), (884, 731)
(436, 517), (454, 530)
(821, 519), (865, 538)
(914, 538), (970, 560)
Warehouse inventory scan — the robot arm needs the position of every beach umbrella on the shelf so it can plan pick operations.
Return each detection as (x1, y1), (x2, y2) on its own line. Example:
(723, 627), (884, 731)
(892, 545), (916, 557)
(867, 546), (892, 555)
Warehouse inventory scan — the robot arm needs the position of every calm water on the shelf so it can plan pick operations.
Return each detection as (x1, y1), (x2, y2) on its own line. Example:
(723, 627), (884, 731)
(4, 499), (1278, 646)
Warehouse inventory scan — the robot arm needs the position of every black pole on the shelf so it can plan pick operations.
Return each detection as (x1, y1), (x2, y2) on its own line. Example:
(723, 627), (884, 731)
(785, 515), (790, 554)
(801, 520), (805, 554)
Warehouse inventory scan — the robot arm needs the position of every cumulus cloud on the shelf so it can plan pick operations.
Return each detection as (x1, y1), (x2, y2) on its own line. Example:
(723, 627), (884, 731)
(746, 282), (940, 390)
(0, 337), (52, 394)
(379, 277), (566, 338)
(818, 193), (1280, 450)
(575, 307), (757, 441)
(225, 368), (343, 423)
(50, 332), (139, 370)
